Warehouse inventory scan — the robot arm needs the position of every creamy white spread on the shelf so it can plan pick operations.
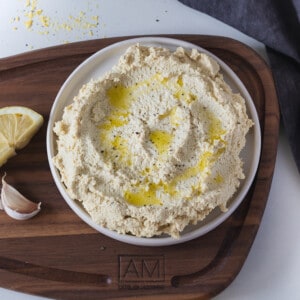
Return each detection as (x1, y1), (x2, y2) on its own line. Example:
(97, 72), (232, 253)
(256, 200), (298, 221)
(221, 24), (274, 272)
(53, 44), (253, 238)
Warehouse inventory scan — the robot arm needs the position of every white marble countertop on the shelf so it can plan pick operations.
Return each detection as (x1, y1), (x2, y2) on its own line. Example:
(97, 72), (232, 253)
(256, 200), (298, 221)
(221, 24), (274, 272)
(1, 1), (299, 299)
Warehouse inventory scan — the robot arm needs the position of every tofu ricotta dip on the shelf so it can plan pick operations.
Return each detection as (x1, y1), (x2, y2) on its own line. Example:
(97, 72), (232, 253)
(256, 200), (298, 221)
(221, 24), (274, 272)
(53, 44), (253, 238)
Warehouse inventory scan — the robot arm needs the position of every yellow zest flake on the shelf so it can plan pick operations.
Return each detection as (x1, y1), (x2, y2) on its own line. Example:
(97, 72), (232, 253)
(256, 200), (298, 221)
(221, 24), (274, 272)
(30, 0), (37, 11)
(25, 19), (33, 29)
(25, 11), (34, 19)
(124, 183), (162, 206)
(84, 22), (97, 29)
(149, 130), (173, 155)
(37, 30), (44, 35)
(61, 23), (73, 31)
(25, 0), (31, 7)
(92, 15), (99, 23)
(39, 15), (50, 27)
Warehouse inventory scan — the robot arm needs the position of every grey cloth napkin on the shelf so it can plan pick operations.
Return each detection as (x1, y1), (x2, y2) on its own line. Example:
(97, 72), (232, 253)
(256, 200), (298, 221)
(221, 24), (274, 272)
(179, 0), (300, 172)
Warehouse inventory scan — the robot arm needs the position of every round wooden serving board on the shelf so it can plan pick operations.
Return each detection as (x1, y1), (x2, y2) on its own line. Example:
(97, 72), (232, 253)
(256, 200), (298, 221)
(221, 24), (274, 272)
(0, 35), (279, 299)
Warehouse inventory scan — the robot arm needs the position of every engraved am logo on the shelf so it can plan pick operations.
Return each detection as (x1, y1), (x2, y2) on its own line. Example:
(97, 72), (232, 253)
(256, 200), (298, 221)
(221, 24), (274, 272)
(119, 255), (165, 288)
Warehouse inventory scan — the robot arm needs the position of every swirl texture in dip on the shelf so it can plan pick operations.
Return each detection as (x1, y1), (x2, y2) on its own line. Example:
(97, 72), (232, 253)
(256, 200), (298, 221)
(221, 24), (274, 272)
(53, 44), (253, 238)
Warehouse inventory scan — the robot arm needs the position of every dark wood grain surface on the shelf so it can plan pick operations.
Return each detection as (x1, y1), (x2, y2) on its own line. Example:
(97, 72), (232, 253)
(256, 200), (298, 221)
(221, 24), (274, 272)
(0, 35), (279, 300)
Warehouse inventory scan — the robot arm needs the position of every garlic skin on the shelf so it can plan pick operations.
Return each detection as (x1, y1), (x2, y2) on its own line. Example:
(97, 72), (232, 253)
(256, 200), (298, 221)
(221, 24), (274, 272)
(0, 174), (41, 220)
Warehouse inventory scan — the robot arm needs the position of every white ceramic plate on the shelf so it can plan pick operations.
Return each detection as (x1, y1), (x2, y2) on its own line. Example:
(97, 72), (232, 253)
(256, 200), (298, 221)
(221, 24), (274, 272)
(46, 37), (261, 247)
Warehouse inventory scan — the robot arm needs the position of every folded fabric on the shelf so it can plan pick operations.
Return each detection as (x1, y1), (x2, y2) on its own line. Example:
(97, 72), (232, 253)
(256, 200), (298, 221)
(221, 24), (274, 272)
(179, 0), (300, 173)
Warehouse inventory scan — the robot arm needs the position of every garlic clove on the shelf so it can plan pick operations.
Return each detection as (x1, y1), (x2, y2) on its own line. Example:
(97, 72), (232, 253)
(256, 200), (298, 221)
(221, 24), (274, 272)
(1, 174), (41, 220)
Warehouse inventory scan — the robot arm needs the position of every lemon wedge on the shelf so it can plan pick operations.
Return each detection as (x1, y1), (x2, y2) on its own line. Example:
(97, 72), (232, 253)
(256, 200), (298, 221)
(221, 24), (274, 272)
(0, 106), (44, 167)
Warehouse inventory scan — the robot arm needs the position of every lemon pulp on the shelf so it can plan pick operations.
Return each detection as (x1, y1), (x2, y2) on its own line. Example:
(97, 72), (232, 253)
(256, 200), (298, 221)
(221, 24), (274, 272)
(0, 106), (44, 167)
